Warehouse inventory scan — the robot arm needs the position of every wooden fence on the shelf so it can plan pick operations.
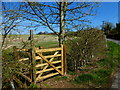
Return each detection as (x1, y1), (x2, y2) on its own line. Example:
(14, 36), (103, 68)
(14, 30), (66, 84)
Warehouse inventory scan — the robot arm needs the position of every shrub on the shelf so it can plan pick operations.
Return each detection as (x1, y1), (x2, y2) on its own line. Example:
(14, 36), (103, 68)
(2, 47), (30, 88)
(65, 29), (107, 71)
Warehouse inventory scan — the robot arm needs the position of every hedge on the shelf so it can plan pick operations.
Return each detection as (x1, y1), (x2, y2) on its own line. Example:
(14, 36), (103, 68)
(65, 29), (107, 71)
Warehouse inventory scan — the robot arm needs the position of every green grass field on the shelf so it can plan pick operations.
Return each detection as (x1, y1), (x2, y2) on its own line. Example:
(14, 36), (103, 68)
(3, 34), (58, 49)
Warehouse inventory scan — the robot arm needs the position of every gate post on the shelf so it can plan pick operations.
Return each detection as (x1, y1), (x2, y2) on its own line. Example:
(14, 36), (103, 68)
(61, 44), (66, 75)
(30, 30), (36, 84)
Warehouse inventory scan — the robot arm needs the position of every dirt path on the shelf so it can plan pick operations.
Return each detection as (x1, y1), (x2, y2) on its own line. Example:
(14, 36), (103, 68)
(39, 75), (88, 88)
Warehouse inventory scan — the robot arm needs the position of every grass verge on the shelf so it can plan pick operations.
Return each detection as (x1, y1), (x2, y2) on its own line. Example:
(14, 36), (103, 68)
(74, 41), (120, 88)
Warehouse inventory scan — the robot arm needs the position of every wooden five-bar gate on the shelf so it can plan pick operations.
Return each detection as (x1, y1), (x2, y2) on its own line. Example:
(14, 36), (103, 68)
(35, 45), (66, 82)
(14, 30), (66, 84)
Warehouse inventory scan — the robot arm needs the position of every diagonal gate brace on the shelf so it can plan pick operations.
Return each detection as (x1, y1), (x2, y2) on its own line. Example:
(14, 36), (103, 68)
(36, 51), (59, 79)
(37, 53), (62, 75)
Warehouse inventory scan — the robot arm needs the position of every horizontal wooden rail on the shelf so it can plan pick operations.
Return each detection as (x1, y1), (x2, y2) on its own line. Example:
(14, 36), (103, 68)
(36, 54), (61, 60)
(36, 66), (61, 74)
(19, 58), (29, 61)
(37, 53), (62, 75)
(36, 72), (59, 81)
(35, 60), (61, 68)
(35, 47), (62, 53)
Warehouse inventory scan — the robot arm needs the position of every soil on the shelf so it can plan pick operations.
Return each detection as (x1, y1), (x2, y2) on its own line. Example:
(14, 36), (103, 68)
(39, 75), (83, 88)
(37, 70), (93, 88)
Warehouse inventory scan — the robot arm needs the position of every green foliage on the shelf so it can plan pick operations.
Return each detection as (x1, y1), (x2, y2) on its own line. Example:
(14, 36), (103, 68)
(109, 28), (118, 35)
(75, 74), (95, 84)
(2, 81), (11, 88)
(65, 29), (106, 71)
(98, 58), (116, 69)
(93, 69), (112, 77)
(67, 70), (77, 75)
(101, 21), (114, 35)
(2, 48), (18, 80)
(106, 23), (120, 40)
(28, 83), (40, 88)
(2, 47), (30, 88)
(2, 48), (18, 88)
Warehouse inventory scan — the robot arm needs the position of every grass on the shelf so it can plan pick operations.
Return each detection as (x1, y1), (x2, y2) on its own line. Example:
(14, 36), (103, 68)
(107, 41), (120, 59)
(92, 69), (112, 85)
(74, 41), (120, 87)
(35, 41), (59, 48)
(75, 73), (95, 84)
(3, 34), (58, 48)
(43, 83), (51, 88)
(28, 83), (40, 88)
(34, 35), (58, 48)
(67, 70), (77, 75)
(3, 35), (120, 88)
(55, 76), (68, 80)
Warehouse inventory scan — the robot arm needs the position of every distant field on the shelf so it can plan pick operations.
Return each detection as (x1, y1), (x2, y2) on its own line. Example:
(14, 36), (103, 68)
(3, 34), (58, 49)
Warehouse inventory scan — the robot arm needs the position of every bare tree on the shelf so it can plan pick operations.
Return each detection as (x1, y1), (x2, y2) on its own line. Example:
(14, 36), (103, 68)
(1, 2), (22, 48)
(8, 1), (99, 46)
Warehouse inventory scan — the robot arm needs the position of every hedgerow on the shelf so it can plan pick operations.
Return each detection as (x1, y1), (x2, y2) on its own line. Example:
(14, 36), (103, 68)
(65, 29), (107, 71)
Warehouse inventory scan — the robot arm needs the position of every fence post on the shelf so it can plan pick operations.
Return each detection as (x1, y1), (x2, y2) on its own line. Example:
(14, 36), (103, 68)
(61, 44), (66, 75)
(30, 30), (36, 84)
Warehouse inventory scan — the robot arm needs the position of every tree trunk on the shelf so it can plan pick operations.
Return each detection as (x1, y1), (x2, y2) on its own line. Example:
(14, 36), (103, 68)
(59, 1), (67, 46)
(58, 35), (64, 47)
